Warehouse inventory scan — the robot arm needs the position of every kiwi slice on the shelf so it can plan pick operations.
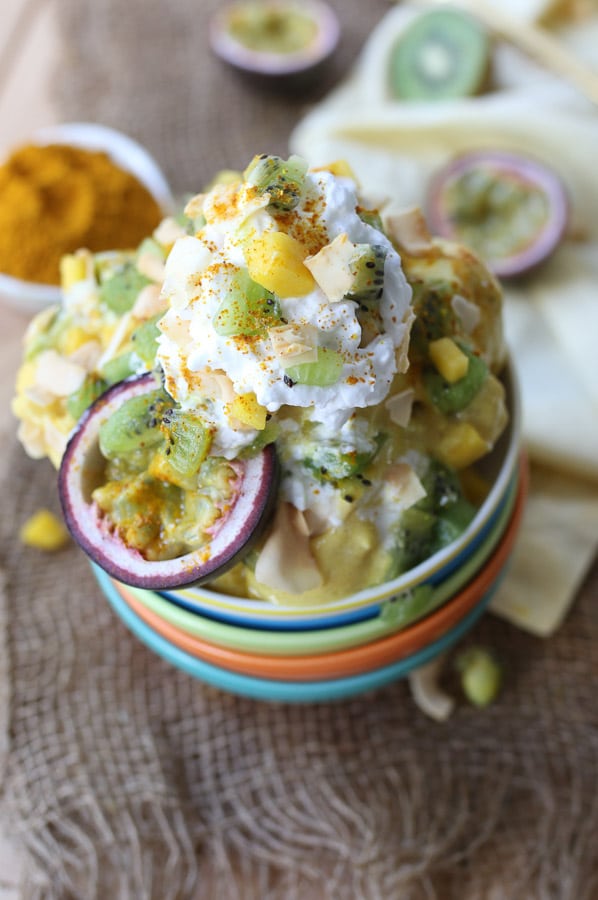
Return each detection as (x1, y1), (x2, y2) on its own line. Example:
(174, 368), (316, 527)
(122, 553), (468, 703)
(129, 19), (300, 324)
(244, 154), (308, 212)
(213, 269), (281, 336)
(99, 262), (152, 314)
(388, 9), (490, 102)
(423, 344), (487, 414)
(66, 375), (108, 421)
(98, 389), (169, 459)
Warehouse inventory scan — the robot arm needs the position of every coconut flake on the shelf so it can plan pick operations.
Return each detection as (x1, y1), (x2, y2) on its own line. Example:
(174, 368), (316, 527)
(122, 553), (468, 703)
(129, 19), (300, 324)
(451, 293), (481, 334)
(407, 654), (455, 722)
(136, 252), (166, 284)
(385, 387), (415, 428)
(384, 206), (433, 256)
(35, 350), (86, 398)
(385, 463), (426, 509)
(132, 284), (168, 319)
(255, 502), (323, 594)
(268, 323), (319, 365)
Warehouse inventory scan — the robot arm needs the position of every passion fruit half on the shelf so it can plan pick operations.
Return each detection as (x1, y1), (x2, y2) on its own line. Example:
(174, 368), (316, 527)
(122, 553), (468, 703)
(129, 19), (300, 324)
(426, 150), (569, 279)
(58, 373), (278, 590)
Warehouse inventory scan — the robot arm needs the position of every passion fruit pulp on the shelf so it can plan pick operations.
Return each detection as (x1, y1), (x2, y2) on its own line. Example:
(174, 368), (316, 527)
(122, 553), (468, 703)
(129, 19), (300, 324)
(426, 149), (569, 279)
(58, 373), (279, 590)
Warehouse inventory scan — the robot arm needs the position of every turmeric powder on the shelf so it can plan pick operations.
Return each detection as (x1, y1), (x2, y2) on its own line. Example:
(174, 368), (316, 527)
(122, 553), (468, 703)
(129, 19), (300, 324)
(0, 143), (163, 285)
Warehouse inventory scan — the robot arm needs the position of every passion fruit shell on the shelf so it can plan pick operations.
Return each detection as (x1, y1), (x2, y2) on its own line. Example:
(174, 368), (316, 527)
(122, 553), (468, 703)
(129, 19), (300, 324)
(58, 373), (279, 590)
(426, 149), (569, 279)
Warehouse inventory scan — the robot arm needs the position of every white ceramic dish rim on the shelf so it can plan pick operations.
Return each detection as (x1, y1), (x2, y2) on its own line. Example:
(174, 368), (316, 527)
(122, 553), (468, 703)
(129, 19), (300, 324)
(167, 356), (522, 619)
(209, 0), (340, 75)
(0, 122), (175, 314)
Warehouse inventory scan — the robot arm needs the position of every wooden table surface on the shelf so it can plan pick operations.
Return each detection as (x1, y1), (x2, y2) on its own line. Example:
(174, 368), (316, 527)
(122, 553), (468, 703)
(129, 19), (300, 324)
(1, 1), (60, 893)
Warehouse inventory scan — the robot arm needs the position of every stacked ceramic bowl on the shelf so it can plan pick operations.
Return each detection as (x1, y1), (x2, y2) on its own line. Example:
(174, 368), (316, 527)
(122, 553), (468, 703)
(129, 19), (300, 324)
(91, 359), (526, 703)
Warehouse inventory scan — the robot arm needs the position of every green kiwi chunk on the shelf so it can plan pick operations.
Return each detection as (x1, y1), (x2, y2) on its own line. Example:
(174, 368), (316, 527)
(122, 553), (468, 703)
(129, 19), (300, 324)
(99, 352), (137, 386)
(213, 269), (281, 337)
(99, 262), (152, 314)
(388, 9), (490, 102)
(245, 154), (308, 212)
(66, 375), (108, 421)
(423, 343), (487, 414)
(346, 244), (387, 304)
(99, 389), (169, 460)
(283, 347), (344, 387)
(162, 412), (211, 480)
(302, 439), (378, 483)
(130, 314), (162, 366)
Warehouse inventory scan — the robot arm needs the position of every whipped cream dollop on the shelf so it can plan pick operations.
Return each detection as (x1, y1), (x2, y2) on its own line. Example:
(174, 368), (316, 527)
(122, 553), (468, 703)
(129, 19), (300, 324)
(157, 164), (413, 457)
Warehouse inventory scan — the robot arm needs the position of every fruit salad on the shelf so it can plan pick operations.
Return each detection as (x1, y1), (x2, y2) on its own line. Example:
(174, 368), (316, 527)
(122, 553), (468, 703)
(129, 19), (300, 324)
(17, 155), (508, 603)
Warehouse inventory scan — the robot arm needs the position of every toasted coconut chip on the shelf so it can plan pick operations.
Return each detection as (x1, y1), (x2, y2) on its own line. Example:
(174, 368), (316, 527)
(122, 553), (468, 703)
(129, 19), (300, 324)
(184, 192), (206, 219)
(407, 654), (455, 722)
(255, 502), (323, 595)
(385, 463), (426, 509)
(385, 387), (415, 427)
(451, 293), (481, 334)
(68, 340), (103, 372)
(304, 232), (356, 302)
(268, 323), (319, 366)
(136, 252), (166, 284)
(153, 216), (188, 249)
(132, 284), (168, 319)
(384, 206), (433, 256)
(196, 368), (237, 404)
(396, 307), (415, 375)
(96, 312), (135, 371)
(35, 350), (86, 398)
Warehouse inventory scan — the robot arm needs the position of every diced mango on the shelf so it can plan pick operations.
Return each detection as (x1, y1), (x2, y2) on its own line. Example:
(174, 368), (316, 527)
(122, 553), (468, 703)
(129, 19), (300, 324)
(19, 509), (69, 551)
(429, 338), (469, 383)
(61, 326), (91, 355)
(313, 160), (359, 184)
(436, 422), (489, 470)
(59, 253), (87, 291)
(245, 232), (315, 298)
(227, 392), (268, 430)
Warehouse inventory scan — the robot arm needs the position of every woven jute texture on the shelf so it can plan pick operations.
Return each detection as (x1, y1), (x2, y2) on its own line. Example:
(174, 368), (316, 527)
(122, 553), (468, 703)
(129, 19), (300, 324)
(1, 0), (598, 897)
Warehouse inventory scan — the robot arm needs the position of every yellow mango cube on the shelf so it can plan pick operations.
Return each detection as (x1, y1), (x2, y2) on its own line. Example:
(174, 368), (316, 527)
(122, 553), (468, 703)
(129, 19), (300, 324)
(61, 326), (91, 355)
(436, 422), (489, 470)
(245, 232), (315, 298)
(59, 253), (87, 291)
(429, 338), (469, 383)
(313, 160), (359, 184)
(19, 509), (69, 551)
(228, 392), (268, 430)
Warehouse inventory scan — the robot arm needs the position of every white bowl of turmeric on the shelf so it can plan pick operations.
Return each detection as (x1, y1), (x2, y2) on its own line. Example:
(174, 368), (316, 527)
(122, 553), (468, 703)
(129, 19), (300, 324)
(0, 122), (175, 314)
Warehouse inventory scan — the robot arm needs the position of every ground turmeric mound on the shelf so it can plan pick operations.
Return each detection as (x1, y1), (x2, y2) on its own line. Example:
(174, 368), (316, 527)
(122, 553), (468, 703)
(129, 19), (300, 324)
(0, 143), (163, 284)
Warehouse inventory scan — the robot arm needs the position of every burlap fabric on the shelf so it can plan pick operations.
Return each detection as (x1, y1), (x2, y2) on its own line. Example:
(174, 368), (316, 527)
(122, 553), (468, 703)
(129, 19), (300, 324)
(1, 0), (598, 896)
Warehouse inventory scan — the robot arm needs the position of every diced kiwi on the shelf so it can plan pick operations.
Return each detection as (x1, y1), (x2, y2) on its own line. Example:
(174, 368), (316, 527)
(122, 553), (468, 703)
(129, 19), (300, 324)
(388, 9), (490, 102)
(346, 243), (387, 304)
(357, 207), (386, 234)
(162, 412), (212, 480)
(98, 389), (169, 459)
(283, 347), (344, 387)
(436, 496), (476, 546)
(99, 262), (152, 314)
(423, 343), (487, 414)
(130, 314), (162, 366)
(302, 439), (378, 483)
(99, 352), (137, 386)
(244, 154), (308, 212)
(213, 269), (281, 336)
(396, 507), (437, 571)
(66, 375), (108, 421)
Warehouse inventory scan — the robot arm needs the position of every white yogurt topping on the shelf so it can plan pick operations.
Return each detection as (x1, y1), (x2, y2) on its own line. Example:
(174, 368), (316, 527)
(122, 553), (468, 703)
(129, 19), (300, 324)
(157, 168), (413, 458)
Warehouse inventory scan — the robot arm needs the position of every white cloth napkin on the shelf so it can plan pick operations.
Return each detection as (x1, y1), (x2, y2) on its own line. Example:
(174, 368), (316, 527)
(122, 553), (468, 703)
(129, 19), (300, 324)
(290, 2), (598, 636)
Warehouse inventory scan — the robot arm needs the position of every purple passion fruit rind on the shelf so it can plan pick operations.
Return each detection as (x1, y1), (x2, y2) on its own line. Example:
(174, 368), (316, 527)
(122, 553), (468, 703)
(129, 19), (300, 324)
(58, 374), (279, 590)
(426, 150), (569, 279)
(209, 0), (340, 77)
